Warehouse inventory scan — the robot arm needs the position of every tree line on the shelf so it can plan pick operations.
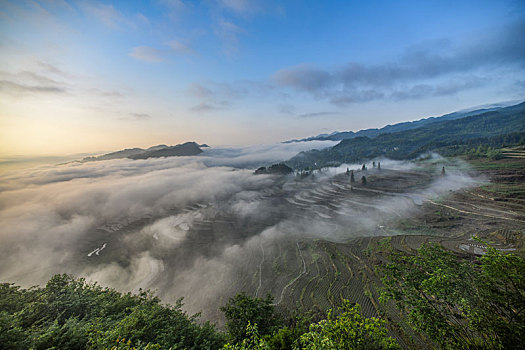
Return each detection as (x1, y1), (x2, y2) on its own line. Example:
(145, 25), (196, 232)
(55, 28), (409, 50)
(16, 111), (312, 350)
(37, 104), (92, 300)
(1, 242), (523, 349)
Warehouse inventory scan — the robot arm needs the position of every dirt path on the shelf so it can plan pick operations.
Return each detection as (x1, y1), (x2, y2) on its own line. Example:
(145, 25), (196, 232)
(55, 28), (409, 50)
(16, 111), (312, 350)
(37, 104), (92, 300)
(255, 243), (265, 297)
(272, 242), (307, 306)
(427, 199), (525, 224)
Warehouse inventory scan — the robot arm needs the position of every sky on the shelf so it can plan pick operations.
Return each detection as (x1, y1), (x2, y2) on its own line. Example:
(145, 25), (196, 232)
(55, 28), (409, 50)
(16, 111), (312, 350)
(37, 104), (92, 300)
(1, 0), (524, 156)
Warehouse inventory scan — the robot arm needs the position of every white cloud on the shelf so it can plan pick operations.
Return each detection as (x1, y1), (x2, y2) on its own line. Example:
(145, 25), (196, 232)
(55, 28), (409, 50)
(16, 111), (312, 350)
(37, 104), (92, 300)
(167, 39), (194, 55)
(129, 46), (166, 63)
(80, 3), (125, 28)
(215, 19), (245, 56)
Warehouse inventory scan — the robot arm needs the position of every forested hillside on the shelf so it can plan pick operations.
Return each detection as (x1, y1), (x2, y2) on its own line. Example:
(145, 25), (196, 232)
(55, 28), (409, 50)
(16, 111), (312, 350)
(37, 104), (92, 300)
(1, 242), (523, 349)
(288, 102), (525, 169)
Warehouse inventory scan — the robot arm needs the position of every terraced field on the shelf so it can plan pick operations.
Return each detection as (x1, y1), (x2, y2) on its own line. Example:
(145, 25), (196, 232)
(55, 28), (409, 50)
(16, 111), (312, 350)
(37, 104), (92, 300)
(73, 155), (523, 346)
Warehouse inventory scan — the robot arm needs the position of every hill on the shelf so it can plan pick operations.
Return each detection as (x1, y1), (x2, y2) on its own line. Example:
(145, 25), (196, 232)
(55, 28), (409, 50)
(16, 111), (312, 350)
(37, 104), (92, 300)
(283, 103), (516, 143)
(287, 102), (525, 169)
(129, 142), (203, 159)
(82, 142), (203, 162)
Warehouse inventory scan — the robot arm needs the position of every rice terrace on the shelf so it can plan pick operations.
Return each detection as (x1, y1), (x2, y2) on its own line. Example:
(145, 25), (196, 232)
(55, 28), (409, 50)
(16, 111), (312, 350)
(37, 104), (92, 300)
(1, 1), (524, 349)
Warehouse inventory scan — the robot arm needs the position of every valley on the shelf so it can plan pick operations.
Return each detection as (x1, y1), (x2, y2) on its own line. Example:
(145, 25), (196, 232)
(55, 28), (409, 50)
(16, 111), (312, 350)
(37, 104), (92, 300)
(58, 150), (524, 346)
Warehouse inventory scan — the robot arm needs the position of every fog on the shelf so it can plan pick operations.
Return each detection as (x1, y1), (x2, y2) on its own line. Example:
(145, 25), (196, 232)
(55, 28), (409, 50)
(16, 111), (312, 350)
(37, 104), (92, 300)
(0, 142), (481, 321)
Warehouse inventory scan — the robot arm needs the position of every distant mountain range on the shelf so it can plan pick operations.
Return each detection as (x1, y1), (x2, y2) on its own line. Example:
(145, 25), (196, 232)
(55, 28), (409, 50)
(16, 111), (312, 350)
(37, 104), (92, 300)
(82, 142), (203, 162)
(286, 101), (525, 169)
(283, 102), (518, 143)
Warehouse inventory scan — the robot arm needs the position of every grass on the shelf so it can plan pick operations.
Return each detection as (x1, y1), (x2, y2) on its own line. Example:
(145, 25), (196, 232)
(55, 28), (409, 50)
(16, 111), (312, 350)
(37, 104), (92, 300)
(481, 183), (525, 198)
(469, 159), (525, 170)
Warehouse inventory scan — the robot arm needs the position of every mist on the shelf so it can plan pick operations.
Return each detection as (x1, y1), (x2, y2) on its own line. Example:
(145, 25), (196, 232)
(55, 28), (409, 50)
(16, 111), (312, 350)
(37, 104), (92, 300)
(0, 142), (481, 321)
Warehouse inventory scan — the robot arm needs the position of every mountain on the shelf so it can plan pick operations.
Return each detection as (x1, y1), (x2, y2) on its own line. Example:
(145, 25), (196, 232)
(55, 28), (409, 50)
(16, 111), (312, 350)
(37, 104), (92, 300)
(287, 101), (525, 169)
(82, 142), (203, 162)
(82, 148), (145, 162)
(254, 163), (293, 175)
(146, 144), (169, 151)
(129, 142), (203, 159)
(283, 104), (512, 143)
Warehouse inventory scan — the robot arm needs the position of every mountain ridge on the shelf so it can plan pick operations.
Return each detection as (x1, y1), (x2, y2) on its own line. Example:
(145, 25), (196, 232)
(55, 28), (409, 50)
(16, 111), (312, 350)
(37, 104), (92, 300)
(283, 103), (518, 143)
(286, 101), (525, 169)
(82, 142), (203, 162)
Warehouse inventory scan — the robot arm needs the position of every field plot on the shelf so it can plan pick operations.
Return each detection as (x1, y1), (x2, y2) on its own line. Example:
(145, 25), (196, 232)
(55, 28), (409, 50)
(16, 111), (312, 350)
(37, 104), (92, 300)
(9, 155), (522, 343)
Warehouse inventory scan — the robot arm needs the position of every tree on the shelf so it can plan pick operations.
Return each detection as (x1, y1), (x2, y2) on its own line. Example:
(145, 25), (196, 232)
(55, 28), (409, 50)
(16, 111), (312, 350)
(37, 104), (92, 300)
(380, 243), (525, 349)
(361, 176), (367, 185)
(221, 294), (281, 344)
(350, 170), (355, 183)
(0, 274), (225, 350)
(223, 322), (271, 350)
(294, 301), (399, 349)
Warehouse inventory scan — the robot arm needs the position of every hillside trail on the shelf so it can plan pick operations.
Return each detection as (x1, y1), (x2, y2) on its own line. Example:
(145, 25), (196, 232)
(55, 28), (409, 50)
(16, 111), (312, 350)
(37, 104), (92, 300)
(427, 200), (525, 224)
(272, 242), (307, 306)
(255, 243), (265, 298)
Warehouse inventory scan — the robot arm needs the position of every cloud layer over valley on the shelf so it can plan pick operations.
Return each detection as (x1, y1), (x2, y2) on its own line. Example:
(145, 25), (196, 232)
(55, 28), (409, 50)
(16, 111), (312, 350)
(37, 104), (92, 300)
(0, 144), (481, 321)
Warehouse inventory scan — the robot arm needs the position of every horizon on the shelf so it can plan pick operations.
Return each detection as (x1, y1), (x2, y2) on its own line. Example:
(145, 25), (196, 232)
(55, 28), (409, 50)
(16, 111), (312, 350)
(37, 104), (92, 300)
(1, 0), (525, 157)
(1, 98), (522, 160)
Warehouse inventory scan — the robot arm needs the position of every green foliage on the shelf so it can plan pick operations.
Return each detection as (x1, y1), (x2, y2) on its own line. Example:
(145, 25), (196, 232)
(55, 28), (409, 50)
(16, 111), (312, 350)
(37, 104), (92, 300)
(380, 243), (525, 349)
(287, 103), (525, 168)
(221, 294), (282, 344)
(223, 322), (271, 350)
(0, 274), (225, 350)
(294, 301), (399, 349)
(465, 144), (504, 160)
(267, 327), (296, 349)
(266, 309), (317, 350)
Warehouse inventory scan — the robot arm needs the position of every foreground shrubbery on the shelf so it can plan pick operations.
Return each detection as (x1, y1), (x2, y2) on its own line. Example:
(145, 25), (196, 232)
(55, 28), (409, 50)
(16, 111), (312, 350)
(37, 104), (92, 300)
(2, 241), (522, 349)
(380, 242), (525, 349)
(0, 274), (225, 349)
(0, 275), (396, 349)
(221, 300), (398, 350)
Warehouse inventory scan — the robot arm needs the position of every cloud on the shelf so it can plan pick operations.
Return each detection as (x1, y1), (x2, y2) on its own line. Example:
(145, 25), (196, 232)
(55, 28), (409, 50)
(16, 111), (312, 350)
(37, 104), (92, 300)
(218, 0), (284, 17)
(214, 19), (245, 56)
(187, 83), (214, 99)
(130, 39), (195, 63)
(167, 39), (194, 55)
(190, 102), (220, 112)
(274, 64), (332, 93)
(80, 3), (126, 28)
(158, 0), (187, 10)
(219, 0), (260, 15)
(277, 104), (295, 114)
(297, 111), (339, 118)
(129, 46), (166, 62)
(273, 20), (525, 105)
(135, 12), (150, 26)
(187, 81), (245, 112)
(87, 88), (126, 98)
(36, 61), (68, 77)
(0, 80), (66, 94)
(0, 150), (481, 323)
(0, 70), (67, 96)
(390, 76), (487, 101)
(128, 112), (152, 120)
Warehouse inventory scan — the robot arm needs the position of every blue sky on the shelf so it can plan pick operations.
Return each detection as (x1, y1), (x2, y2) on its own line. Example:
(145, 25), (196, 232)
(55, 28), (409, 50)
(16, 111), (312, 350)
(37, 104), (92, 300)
(1, 0), (524, 155)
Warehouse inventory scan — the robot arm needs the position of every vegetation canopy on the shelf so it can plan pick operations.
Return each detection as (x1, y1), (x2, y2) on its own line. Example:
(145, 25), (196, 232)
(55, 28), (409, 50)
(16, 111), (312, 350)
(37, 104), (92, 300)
(379, 242), (525, 349)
